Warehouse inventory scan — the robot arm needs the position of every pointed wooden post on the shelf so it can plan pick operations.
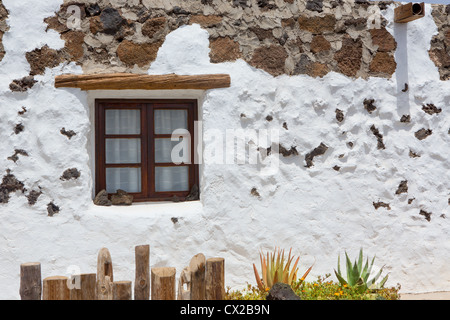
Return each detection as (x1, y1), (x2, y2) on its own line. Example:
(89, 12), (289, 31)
(43, 276), (70, 300)
(97, 248), (113, 300)
(69, 273), (97, 300)
(190, 253), (206, 300)
(134, 245), (150, 300)
(206, 258), (225, 300)
(19, 262), (42, 300)
(113, 281), (132, 300)
(151, 267), (176, 300)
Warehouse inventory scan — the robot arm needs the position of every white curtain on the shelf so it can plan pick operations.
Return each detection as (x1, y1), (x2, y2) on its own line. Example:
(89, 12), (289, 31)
(106, 109), (140, 134)
(154, 109), (190, 192)
(155, 166), (189, 192)
(104, 108), (190, 194)
(106, 168), (141, 193)
(154, 109), (187, 134)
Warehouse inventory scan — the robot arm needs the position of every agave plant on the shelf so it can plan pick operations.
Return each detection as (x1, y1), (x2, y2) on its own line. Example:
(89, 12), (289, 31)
(334, 248), (389, 293)
(253, 247), (313, 292)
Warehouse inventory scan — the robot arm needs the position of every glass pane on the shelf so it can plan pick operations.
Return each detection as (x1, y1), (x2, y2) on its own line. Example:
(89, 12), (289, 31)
(154, 109), (188, 134)
(106, 168), (141, 193)
(105, 109), (140, 135)
(155, 166), (189, 192)
(106, 139), (141, 164)
(155, 138), (189, 163)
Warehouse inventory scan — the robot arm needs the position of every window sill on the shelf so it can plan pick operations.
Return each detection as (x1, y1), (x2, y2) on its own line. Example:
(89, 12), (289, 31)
(87, 199), (203, 219)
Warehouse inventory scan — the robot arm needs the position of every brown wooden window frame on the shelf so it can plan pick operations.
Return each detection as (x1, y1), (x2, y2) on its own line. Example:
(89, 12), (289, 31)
(95, 99), (199, 202)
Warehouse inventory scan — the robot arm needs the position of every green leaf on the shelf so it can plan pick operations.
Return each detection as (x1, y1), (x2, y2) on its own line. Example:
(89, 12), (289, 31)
(380, 274), (389, 288)
(334, 269), (348, 286)
(345, 252), (353, 285)
(357, 248), (363, 274)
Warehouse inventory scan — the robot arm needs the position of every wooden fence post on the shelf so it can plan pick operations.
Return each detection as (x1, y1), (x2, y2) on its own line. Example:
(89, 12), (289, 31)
(151, 267), (176, 300)
(20, 262), (42, 300)
(134, 244), (150, 300)
(177, 266), (191, 300)
(69, 273), (97, 300)
(43, 276), (70, 300)
(205, 258), (225, 300)
(97, 248), (114, 300)
(190, 253), (206, 300)
(113, 281), (132, 300)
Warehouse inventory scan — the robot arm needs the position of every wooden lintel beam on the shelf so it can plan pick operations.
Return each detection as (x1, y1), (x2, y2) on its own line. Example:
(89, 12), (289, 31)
(55, 73), (231, 90)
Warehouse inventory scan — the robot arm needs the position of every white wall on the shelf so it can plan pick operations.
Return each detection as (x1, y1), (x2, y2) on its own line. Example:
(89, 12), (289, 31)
(0, 1), (449, 299)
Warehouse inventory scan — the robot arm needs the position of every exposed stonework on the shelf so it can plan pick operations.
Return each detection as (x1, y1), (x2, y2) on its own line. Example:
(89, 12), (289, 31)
(249, 44), (288, 76)
(26, 45), (66, 76)
(209, 36), (242, 63)
(334, 35), (363, 78)
(41, 0), (404, 79)
(415, 128), (433, 140)
(429, 4), (450, 81)
(0, 0), (8, 62)
(9, 76), (37, 92)
(116, 39), (162, 67)
(60, 168), (81, 181)
(305, 142), (328, 168)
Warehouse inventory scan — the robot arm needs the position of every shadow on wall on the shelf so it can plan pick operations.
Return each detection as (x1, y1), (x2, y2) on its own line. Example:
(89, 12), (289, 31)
(394, 22), (410, 118)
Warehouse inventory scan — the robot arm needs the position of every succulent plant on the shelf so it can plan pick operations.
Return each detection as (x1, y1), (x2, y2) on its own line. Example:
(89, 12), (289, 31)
(334, 248), (389, 293)
(253, 247), (313, 292)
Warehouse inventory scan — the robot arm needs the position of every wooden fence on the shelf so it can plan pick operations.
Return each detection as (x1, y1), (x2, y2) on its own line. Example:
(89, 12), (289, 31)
(19, 245), (225, 300)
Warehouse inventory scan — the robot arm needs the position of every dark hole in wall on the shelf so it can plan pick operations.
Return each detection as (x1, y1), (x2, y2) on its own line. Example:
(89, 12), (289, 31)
(47, 202), (60, 217)
(60, 128), (77, 139)
(279, 144), (299, 157)
(373, 201), (391, 210)
(419, 209), (431, 222)
(395, 180), (408, 195)
(335, 108), (344, 122)
(60, 168), (81, 180)
(305, 143), (328, 168)
(7, 149), (28, 163)
(414, 128), (432, 140)
(0, 170), (25, 204)
(422, 103), (441, 115)
(27, 189), (42, 206)
(14, 123), (24, 134)
(363, 98), (376, 114)
(9, 76), (37, 92)
(370, 125), (385, 150)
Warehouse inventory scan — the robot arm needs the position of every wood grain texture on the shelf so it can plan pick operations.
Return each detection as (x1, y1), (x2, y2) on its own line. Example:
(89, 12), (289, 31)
(55, 73), (231, 90)
(69, 273), (97, 300)
(19, 262), (42, 300)
(134, 245), (150, 300)
(151, 267), (176, 300)
(205, 258), (225, 300)
(189, 253), (206, 300)
(96, 248), (114, 300)
(43, 276), (70, 300)
(394, 2), (424, 23)
(113, 281), (132, 300)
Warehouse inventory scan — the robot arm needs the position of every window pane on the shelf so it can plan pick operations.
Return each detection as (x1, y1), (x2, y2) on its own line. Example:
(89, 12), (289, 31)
(106, 109), (140, 135)
(154, 109), (188, 134)
(155, 138), (189, 163)
(106, 168), (141, 193)
(155, 166), (189, 192)
(106, 139), (141, 164)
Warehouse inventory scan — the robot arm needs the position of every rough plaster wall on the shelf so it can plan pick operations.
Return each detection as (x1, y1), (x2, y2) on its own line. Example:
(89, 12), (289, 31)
(0, 0), (449, 299)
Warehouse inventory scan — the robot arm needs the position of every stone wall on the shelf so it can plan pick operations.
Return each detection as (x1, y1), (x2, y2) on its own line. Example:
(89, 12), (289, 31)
(0, 0), (8, 62)
(36, 0), (448, 81)
(429, 4), (450, 80)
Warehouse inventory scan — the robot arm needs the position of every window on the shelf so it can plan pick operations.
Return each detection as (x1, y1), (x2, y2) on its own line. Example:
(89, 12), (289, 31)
(95, 99), (199, 202)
